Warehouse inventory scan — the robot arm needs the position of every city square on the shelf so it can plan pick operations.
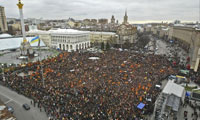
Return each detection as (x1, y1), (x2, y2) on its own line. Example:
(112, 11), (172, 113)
(0, 0), (200, 120)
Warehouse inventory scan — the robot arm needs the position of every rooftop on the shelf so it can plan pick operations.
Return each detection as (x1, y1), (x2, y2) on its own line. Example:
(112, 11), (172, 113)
(90, 31), (116, 35)
(162, 80), (185, 98)
(0, 37), (45, 51)
(27, 29), (90, 35)
(27, 29), (116, 35)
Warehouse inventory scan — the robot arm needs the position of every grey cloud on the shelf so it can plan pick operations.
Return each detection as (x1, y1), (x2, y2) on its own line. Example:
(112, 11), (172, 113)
(0, 0), (199, 23)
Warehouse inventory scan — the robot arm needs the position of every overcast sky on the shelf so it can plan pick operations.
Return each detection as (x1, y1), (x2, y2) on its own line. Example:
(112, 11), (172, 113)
(0, 0), (199, 23)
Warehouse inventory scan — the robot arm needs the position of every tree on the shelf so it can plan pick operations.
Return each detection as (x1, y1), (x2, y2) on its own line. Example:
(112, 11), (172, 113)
(106, 42), (110, 50)
(101, 42), (104, 50)
(123, 40), (131, 49)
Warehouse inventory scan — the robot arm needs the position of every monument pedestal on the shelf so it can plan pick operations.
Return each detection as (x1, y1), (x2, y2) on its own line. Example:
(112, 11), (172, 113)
(20, 40), (34, 57)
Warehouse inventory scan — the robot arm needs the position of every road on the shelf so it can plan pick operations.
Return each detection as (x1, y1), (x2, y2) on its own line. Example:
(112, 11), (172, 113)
(0, 85), (48, 120)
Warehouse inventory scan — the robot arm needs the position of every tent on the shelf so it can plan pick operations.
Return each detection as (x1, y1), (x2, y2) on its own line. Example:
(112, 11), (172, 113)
(137, 103), (145, 109)
(88, 57), (100, 60)
(162, 81), (185, 111)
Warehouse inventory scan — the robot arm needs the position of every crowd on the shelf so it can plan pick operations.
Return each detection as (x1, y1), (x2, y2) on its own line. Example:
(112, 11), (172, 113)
(1, 50), (178, 120)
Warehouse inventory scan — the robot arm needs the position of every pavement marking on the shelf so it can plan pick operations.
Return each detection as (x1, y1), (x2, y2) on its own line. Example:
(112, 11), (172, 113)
(0, 90), (23, 106)
(5, 99), (13, 104)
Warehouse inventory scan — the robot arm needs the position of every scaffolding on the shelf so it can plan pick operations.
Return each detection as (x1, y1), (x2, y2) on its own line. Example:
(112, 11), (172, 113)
(153, 93), (168, 120)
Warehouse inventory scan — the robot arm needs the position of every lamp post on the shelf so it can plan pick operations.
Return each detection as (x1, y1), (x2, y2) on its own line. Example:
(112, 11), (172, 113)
(1, 64), (5, 82)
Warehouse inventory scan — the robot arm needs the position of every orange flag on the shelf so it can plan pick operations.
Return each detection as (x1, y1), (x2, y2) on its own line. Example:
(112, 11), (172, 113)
(140, 96), (142, 101)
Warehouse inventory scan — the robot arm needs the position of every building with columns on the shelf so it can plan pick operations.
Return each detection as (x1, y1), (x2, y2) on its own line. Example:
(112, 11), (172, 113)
(27, 29), (90, 52)
(0, 6), (8, 33)
(51, 29), (90, 51)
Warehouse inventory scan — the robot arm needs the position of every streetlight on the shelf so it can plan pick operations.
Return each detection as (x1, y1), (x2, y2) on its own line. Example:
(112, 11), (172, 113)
(1, 64), (5, 82)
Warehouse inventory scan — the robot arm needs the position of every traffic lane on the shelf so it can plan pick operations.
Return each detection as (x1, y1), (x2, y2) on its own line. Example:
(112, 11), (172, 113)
(7, 101), (47, 120)
(0, 93), (9, 103)
(0, 85), (48, 120)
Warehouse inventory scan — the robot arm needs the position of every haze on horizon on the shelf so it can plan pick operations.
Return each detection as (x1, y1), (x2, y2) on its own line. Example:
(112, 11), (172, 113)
(0, 0), (199, 23)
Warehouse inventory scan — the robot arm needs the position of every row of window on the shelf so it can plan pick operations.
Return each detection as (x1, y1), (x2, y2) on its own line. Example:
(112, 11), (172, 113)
(58, 42), (90, 50)
(52, 35), (88, 40)
(52, 39), (89, 44)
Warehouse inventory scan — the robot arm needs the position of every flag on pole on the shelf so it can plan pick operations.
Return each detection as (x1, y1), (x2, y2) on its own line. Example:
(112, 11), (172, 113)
(30, 36), (39, 43)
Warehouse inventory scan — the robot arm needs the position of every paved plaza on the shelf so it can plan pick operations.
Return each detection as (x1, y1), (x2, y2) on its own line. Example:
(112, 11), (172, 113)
(0, 48), (60, 65)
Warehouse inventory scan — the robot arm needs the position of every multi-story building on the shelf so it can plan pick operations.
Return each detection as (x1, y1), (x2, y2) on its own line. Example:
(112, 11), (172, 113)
(168, 26), (200, 72)
(117, 11), (137, 44)
(83, 19), (91, 26)
(150, 24), (200, 72)
(91, 19), (98, 25)
(0, 6), (8, 33)
(27, 29), (90, 52)
(90, 31), (118, 45)
(98, 19), (108, 25)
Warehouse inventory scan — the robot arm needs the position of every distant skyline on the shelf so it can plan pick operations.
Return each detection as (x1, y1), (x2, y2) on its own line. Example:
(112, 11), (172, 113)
(0, 0), (199, 24)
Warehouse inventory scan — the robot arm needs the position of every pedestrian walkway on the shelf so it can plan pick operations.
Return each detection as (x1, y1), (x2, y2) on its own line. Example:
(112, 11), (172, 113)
(176, 100), (200, 120)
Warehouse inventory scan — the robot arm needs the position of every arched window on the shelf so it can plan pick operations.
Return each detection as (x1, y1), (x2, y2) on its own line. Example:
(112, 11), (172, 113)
(66, 45), (69, 50)
(76, 45), (78, 50)
(82, 43), (84, 49)
(59, 44), (62, 50)
(79, 44), (81, 50)
(63, 44), (65, 50)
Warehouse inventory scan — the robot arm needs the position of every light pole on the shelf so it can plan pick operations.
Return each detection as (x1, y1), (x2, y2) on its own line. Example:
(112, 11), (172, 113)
(1, 64), (5, 82)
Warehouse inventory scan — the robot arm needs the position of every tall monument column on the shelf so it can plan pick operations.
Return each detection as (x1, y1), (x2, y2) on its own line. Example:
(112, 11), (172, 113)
(17, 0), (33, 56)
(17, 0), (26, 42)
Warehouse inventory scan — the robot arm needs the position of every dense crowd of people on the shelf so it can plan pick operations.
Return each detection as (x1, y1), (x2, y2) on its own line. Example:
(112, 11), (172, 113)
(0, 50), (178, 119)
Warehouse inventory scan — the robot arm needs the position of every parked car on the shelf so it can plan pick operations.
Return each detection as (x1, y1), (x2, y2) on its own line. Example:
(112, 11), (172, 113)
(22, 104), (30, 110)
(7, 106), (14, 114)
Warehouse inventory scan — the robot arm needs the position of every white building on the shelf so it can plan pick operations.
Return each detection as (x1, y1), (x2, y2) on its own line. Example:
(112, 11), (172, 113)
(27, 29), (90, 52)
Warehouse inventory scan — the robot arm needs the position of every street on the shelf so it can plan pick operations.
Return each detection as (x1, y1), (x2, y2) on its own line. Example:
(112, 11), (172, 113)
(0, 85), (48, 120)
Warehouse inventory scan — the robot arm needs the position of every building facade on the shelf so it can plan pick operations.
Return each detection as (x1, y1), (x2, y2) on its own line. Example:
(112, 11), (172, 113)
(117, 11), (137, 44)
(27, 29), (90, 52)
(98, 19), (108, 25)
(150, 25), (200, 72)
(51, 30), (90, 52)
(90, 32), (118, 45)
(0, 6), (8, 33)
